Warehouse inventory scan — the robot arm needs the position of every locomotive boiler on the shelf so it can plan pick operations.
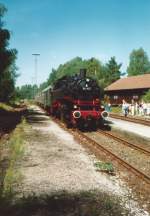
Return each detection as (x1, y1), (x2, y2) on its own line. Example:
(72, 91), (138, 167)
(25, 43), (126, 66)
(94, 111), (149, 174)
(36, 69), (108, 130)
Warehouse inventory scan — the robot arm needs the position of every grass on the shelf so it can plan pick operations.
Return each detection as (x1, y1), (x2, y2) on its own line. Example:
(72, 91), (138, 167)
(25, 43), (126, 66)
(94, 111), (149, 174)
(0, 100), (26, 112)
(94, 161), (115, 174)
(111, 106), (122, 114)
(0, 103), (14, 112)
(2, 118), (26, 196)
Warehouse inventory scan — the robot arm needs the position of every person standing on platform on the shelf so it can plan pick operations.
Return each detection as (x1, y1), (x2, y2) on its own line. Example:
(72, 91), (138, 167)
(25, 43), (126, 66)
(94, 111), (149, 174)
(122, 99), (129, 117)
(131, 99), (135, 116)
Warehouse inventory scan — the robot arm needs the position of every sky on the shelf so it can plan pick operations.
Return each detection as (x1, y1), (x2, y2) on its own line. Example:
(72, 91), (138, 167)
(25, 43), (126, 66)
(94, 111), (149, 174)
(1, 0), (150, 86)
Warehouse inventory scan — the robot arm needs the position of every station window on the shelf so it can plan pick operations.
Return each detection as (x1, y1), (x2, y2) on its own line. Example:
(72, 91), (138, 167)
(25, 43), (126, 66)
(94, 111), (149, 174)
(133, 95), (138, 99)
(114, 95), (118, 100)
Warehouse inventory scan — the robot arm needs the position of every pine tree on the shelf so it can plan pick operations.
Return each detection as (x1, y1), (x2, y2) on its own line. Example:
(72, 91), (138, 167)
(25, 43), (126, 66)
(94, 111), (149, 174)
(0, 4), (18, 102)
(105, 57), (122, 85)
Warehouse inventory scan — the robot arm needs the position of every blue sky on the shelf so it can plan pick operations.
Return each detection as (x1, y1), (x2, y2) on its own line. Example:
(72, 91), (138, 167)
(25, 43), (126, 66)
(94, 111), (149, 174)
(1, 0), (150, 86)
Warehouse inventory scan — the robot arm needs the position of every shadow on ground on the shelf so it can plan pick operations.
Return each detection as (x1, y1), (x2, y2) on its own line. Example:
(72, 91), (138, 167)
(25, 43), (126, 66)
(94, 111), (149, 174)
(0, 109), (27, 134)
(0, 191), (129, 216)
(0, 108), (130, 215)
(25, 109), (49, 124)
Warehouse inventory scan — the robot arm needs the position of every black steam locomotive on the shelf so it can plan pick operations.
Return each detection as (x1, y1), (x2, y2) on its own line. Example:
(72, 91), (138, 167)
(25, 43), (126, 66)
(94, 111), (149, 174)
(36, 69), (108, 130)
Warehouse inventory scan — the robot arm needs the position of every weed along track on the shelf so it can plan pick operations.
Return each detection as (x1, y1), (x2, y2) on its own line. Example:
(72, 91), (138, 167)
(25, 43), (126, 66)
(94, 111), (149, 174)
(0, 119), (26, 199)
(92, 130), (150, 178)
(0, 105), (27, 197)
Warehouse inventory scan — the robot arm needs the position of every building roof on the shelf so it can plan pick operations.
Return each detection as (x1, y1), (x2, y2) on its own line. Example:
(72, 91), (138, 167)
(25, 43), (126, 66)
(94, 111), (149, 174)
(105, 74), (150, 91)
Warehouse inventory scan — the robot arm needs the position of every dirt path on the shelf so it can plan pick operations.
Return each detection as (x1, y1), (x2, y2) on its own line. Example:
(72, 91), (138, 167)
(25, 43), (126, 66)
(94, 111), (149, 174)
(15, 106), (121, 195)
(8, 105), (149, 216)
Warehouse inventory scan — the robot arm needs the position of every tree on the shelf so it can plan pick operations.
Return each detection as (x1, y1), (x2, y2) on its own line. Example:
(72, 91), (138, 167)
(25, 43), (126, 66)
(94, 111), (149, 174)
(55, 57), (87, 79)
(127, 48), (150, 76)
(47, 68), (57, 85)
(38, 56), (122, 96)
(16, 84), (38, 100)
(0, 4), (18, 102)
(142, 90), (150, 102)
(0, 3), (7, 27)
(86, 57), (104, 79)
(104, 57), (122, 85)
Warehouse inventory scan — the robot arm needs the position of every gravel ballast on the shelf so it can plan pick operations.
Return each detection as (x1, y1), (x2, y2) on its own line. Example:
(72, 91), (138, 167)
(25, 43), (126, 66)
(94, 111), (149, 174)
(10, 106), (150, 216)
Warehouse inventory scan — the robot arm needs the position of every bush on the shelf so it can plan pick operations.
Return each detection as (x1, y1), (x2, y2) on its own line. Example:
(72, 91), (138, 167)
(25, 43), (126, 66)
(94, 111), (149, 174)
(142, 90), (150, 102)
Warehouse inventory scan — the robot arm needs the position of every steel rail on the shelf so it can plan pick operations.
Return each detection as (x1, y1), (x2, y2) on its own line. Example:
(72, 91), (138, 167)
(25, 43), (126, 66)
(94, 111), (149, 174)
(50, 116), (150, 185)
(109, 113), (150, 127)
(77, 130), (150, 185)
(98, 130), (150, 156)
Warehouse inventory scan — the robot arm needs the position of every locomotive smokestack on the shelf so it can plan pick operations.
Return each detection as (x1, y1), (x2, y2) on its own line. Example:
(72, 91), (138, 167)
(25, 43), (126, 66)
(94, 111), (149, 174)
(80, 68), (87, 78)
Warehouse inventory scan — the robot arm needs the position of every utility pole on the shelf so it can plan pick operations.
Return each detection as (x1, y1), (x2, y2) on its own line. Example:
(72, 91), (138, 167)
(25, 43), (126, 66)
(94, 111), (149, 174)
(31, 76), (34, 99)
(32, 53), (40, 86)
(32, 53), (40, 98)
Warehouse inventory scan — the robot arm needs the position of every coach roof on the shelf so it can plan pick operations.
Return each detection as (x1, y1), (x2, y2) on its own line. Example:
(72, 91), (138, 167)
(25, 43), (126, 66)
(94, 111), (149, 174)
(105, 74), (150, 91)
(42, 85), (52, 93)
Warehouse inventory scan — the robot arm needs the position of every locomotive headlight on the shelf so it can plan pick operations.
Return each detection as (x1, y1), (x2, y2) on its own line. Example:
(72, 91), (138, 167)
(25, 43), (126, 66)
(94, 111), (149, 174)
(73, 105), (77, 109)
(101, 111), (109, 119)
(73, 111), (81, 119)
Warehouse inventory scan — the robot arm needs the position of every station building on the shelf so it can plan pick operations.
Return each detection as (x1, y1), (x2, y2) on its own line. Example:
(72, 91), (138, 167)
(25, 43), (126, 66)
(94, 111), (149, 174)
(104, 74), (150, 105)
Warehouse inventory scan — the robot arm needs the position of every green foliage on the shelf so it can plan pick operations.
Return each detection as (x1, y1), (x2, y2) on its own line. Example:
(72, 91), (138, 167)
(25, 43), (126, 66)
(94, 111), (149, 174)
(47, 68), (57, 85)
(86, 57), (103, 78)
(0, 102), (14, 111)
(39, 57), (88, 90)
(0, 4), (18, 102)
(15, 55), (122, 100)
(142, 90), (150, 102)
(38, 81), (48, 91)
(3, 119), (26, 195)
(14, 55), (122, 98)
(16, 84), (38, 100)
(0, 3), (7, 16)
(54, 57), (87, 79)
(104, 57), (122, 85)
(0, 3), (7, 27)
(38, 56), (123, 97)
(127, 48), (150, 76)
(94, 161), (114, 173)
(111, 106), (122, 113)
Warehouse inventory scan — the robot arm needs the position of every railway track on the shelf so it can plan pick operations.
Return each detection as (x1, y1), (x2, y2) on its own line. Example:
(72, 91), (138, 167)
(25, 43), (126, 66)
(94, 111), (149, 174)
(98, 130), (150, 156)
(50, 116), (150, 185)
(77, 130), (150, 185)
(109, 113), (150, 127)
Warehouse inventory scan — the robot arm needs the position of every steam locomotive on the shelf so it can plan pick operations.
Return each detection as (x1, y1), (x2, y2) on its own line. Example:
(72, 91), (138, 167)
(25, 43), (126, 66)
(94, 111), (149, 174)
(36, 69), (108, 130)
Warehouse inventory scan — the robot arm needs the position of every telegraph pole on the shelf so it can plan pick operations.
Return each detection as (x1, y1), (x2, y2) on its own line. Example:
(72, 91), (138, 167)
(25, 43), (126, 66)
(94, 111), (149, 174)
(32, 53), (40, 98)
(32, 53), (40, 86)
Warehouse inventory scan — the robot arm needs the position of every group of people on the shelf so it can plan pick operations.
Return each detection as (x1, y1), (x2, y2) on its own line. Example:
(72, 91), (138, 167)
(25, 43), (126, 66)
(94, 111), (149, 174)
(122, 99), (150, 117)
